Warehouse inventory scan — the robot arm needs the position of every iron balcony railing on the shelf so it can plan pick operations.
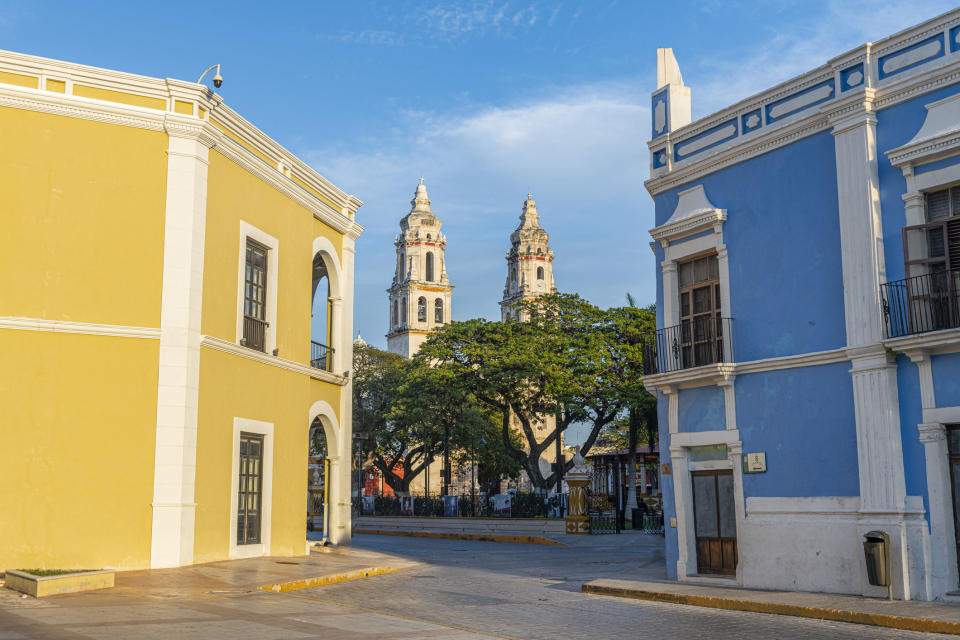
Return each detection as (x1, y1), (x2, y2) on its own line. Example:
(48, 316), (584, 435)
(311, 341), (334, 372)
(241, 315), (268, 352)
(641, 317), (733, 376)
(881, 268), (960, 338)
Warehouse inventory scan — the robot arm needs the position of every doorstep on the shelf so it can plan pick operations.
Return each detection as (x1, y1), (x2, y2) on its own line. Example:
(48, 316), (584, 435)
(582, 577), (960, 635)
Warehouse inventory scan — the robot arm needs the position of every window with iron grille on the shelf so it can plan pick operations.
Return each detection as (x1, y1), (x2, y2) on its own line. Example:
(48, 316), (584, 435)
(677, 254), (722, 368)
(237, 432), (264, 545)
(243, 239), (268, 351)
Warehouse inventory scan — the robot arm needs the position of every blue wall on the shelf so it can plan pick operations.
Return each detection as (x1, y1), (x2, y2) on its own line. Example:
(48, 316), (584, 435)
(735, 362), (859, 497)
(933, 352), (960, 408)
(897, 355), (929, 525)
(654, 131), (846, 361)
(876, 83), (960, 282)
(677, 385), (726, 431)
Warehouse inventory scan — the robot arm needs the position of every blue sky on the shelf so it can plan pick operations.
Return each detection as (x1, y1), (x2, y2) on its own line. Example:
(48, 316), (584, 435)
(3, 0), (955, 349)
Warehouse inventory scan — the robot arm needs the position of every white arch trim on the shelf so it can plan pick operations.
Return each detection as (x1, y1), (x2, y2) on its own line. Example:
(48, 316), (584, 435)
(312, 235), (343, 299)
(309, 399), (340, 458)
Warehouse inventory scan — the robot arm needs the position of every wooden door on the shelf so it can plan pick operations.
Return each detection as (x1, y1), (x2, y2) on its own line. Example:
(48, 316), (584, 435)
(692, 470), (737, 575)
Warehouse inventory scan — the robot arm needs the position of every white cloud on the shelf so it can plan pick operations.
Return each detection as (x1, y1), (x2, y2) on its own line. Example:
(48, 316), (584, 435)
(416, 1), (541, 39)
(328, 30), (404, 47)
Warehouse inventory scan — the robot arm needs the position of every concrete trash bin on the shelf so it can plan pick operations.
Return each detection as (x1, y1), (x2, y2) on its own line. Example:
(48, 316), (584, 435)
(863, 530), (890, 587)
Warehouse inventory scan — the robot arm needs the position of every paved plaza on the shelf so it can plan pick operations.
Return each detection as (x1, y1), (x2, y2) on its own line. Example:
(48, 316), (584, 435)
(0, 533), (956, 639)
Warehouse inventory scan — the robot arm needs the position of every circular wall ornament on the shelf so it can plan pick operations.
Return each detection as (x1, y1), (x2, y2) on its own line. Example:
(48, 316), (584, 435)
(745, 114), (760, 128)
(847, 70), (863, 87)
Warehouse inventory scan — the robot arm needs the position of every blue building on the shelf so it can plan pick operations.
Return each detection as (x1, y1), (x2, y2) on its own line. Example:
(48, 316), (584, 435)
(644, 9), (960, 600)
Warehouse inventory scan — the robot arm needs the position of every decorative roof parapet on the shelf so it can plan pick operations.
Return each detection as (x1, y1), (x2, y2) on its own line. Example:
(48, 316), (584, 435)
(646, 7), (960, 196)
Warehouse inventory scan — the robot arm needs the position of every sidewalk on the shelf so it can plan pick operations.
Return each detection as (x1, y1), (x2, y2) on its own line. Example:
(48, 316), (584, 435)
(0, 542), (419, 608)
(583, 571), (960, 635)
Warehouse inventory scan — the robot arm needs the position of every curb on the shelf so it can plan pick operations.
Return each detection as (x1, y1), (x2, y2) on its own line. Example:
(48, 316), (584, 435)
(354, 529), (565, 546)
(581, 582), (960, 636)
(260, 566), (404, 593)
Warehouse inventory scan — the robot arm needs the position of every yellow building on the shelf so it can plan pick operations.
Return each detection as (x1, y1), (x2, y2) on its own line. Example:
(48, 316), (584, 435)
(0, 50), (362, 570)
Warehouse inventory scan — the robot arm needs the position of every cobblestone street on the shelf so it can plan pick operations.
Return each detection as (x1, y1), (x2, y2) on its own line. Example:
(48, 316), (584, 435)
(4, 533), (950, 639)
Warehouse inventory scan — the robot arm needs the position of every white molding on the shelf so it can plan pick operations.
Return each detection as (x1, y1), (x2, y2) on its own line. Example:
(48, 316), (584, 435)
(213, 139), (363, 239)
(652, 185), (727, 244)
(746, 496), (860, 517)
(886, 328), (960, 354)
(643, 347), (848, 390)
(229, 417), (274, 559)
(200, 335), (347, 385)
(236, 221), (279, 356)
(0, 316), (160, 338)
(924, 405), (960, 423)
(655, 185), (731, 334)
(670, 429), (741, 448)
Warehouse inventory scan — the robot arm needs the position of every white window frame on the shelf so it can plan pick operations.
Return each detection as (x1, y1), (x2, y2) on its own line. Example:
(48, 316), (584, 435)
(652, 185), (733, 362)
(229, 417), (274, 559)
(668, 429), (745, 584)
(236, 221), (279, 355)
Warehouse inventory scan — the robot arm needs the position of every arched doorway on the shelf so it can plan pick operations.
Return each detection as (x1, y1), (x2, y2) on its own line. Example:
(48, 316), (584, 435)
(308, 400), (345, 545)
(307, 417), (328, 538)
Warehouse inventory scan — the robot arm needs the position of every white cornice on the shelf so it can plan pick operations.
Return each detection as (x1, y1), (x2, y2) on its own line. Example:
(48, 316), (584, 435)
(645, 8), (960, 197)
(0, 48), (364, 221)
(643, 347), (850, 390)
(200, 335), (347, 385)
(212, 139), (361, 237)
(0, 316), (160, 339)
(0, 84), (166, 131)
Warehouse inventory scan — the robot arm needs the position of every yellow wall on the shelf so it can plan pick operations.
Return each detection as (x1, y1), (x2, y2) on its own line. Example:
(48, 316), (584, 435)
(193, 349), (341, 563)
(0, 330), (158, 570)
(195, 150), (345, 563)
(202, 150), (342, 365)
(0, 107), (167, 327)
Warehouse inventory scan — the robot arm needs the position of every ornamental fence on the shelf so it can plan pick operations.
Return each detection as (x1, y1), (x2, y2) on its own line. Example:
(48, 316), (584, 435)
(352, 492), (567, 519)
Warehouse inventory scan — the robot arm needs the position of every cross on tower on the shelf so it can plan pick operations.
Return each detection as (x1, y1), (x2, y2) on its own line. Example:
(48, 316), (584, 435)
(419, 176), (424, 185)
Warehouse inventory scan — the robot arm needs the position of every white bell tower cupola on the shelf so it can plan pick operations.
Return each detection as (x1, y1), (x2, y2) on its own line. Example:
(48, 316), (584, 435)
(500, 194), (556, 321)
(386, 178), (454, 358)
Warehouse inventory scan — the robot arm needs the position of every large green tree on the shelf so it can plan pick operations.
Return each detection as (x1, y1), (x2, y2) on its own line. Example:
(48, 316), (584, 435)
(421, 293), (657, 492)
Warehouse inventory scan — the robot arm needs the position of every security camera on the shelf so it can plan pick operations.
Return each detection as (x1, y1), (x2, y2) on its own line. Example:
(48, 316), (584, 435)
(213, 72), (223, 89)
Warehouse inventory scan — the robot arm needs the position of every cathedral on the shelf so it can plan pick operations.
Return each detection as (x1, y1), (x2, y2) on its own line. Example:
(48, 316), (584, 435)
(386, 179), (564, 493)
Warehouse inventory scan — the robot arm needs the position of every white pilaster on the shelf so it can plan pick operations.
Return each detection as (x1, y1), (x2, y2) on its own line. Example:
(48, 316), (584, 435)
(830, 95), (886, 348)
(332, 233), (358, 545)
(906, 350), (936, 409)
(719, 377), (737, 430)
(918, 422), (959, 596)
(849, 347), (906, 513)
(150, 121), (215, 568)
(669, 445), (696, 578)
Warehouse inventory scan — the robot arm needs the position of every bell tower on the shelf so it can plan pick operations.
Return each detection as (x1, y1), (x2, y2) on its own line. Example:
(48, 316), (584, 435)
(386, 178), (453, 358)
(500, 194), (557, 321)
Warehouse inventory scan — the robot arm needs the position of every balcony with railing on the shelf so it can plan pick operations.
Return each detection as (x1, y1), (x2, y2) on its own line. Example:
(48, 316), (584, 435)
(310, 341), (334, 372)
(642, 317), (733, 376)
(241, 315), (268, 352)
(881, 268), (960, 338)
